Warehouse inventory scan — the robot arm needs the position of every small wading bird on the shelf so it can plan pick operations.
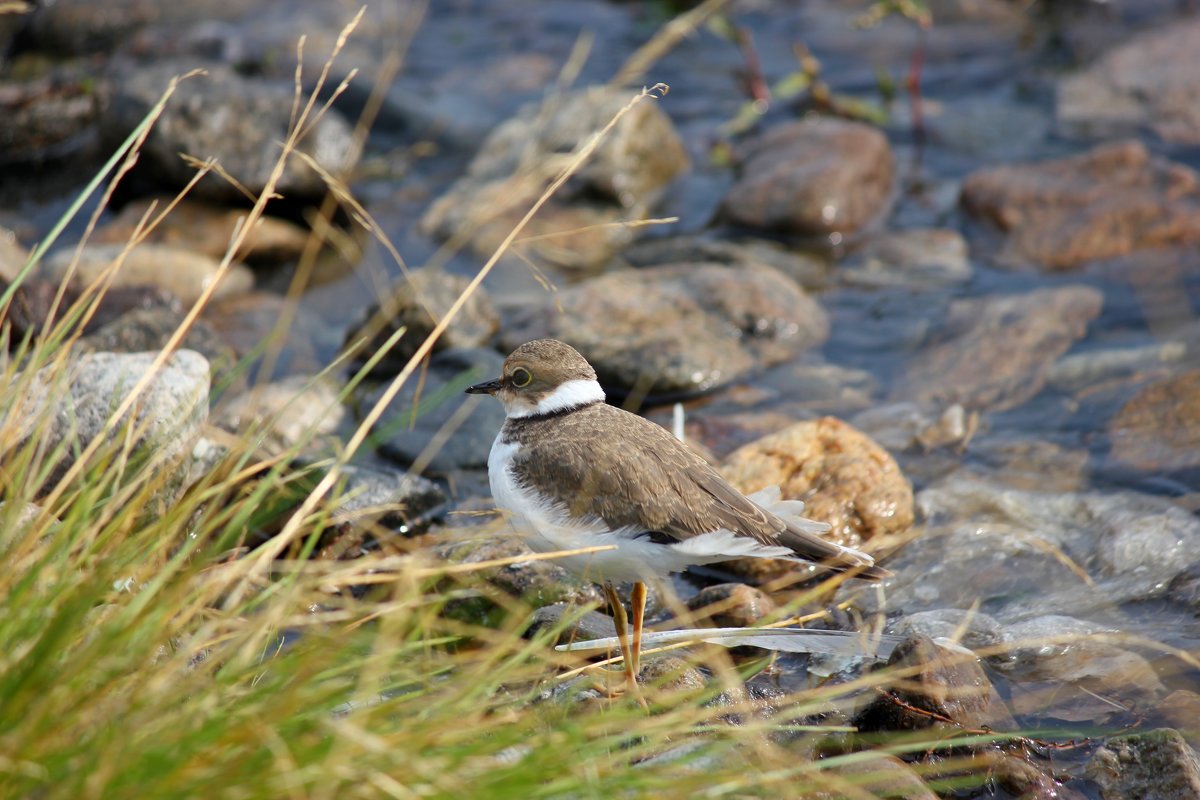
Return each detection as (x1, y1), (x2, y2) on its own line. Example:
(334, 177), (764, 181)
(467, 339), (888, 696)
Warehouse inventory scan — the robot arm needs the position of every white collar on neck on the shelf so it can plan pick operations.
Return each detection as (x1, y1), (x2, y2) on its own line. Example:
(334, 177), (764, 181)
(506, 379), (605, 419)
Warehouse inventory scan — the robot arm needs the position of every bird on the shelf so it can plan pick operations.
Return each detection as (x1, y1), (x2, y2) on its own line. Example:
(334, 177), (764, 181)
(466, 338), (888, 696)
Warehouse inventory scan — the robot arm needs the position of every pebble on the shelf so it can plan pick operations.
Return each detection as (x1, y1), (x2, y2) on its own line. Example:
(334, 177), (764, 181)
(1108, 369), (1200, 471)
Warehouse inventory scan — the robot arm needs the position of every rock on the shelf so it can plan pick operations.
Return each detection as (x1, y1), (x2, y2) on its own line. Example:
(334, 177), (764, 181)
(1, 277), (180, 344)
(1058, 19), (1200, 145)
(80, 307), (237, 381)
(502, 262), (828, 397)
(960, 140), (1200, 269)
(1167, 563), (1200, 611)
(22, 350), (210, 505)
(623, 236), (829, 290)
(526, 603), (618, 647)
(101, 60), (360, 202)
(992, 754), (1084, 800)
(839, 228), (972, 288)
(637, 655), (707, 696)
(1152, 691), (1200, 749)
(719, 118), (894, 238)
(888, 609), (1010, 656)
(215, 375), (344, 456)
(1001, 615), (1165, 722)
(854, 635), (1011, 732)
(720, 418), (912, 582)
(1108, 370), (1200, 471)
(815, 754), (938, 800)
(0, 68), (102, 166)
(368, 347), (507, 474)
(890, 286), (1103, 412)
(93, 198), (310, 264)
(42, 243), (254, 306)
(419, 85), (688, 271)
(433, 531), (603, 613)
(686, 584), (779, 629)
(322, 464), (445, 553)
(1084, 729), (1200, 800)
(0, 225), (26, 282)
(343, 269), (499, 374)
(1047, 341), (1187, 395)
(874, 474), (1200, 621)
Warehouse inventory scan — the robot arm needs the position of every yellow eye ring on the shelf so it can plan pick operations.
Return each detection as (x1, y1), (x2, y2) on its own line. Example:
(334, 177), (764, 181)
(510, 368), (533, 388)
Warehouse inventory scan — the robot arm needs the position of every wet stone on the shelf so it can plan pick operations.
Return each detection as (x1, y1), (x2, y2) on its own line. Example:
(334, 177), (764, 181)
(686, 584), (779, 629)
(368, 347), (506, 474)
(720, 417), (912, 582)
(960, 140), (1200, 269)
(502, 262), (827, 397)
(890, 286), (1102, 412)
(1108, 370), (1200, 472)
(102, 60), (360, 202)
(1084, 728), (1200, 800)
(25, 0), (245, 54)
(526, 603), (617, 647)
(839, 228), (972, 288)
(325, 464), (445, 544)
(343, 269), (499, 375)
(853, 635), (1010, 733)
(888, 609), (1011, 658)
(876, 474), (1200, 622)
(1058, 18), (1200, 146)
(93, 198), (310, 265)
(719, 118), (894, 238)
(1047, 341), (1187, 395)
(815, 754), (938, 800)
(42, 243), (254, 306)
(202, 291), (330, 378)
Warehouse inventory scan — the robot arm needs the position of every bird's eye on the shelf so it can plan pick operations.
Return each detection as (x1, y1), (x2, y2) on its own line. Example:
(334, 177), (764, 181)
(510, 368), (533, 388)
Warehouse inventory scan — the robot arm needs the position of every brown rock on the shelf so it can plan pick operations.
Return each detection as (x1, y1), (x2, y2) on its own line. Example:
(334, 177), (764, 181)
(891, 286), (1102, 412)
(1059, 19), (1200, 145)
(1109, 370), (1200, 471)
(42, 243), (254, 306)
(720, 118), (894, 236)
(2, 277), (180, 344)
(960, 140), (1200, 269)
(502, 262), (827, 396)
(93, 198), (309, 264)
(1084, 728), (1200, 800)
(720, 417), (912, 582)
(854, 635), (1012, 733)
(1153, 691), (1200, 749)
(687, 583), (779, 629)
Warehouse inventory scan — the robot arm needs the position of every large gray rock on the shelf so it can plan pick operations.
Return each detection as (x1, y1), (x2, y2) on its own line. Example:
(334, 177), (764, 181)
(11, 350), (211, 505)
(102, 60), (360, 202)
(502, 262), (827, 397)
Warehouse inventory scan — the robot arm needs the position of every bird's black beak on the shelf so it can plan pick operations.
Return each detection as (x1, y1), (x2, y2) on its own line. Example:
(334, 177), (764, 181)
(465, 377), (502, 395)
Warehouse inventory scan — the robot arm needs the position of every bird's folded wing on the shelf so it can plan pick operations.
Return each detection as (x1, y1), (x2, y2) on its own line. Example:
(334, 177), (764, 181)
(556, 627), (904, 659)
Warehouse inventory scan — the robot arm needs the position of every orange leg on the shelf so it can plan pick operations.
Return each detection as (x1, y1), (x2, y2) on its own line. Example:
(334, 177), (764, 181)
(630, 581), (647, 680)
(602, 582), (636, 693)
